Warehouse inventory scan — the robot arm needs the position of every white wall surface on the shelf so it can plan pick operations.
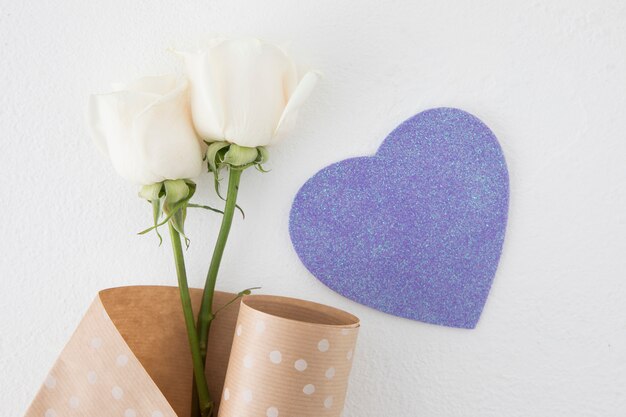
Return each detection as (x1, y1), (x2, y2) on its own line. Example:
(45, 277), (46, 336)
(2, 1), (626, 416)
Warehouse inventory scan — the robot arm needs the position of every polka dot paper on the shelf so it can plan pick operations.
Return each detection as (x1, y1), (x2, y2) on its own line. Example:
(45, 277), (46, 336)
(24, 292), (178, 417)
(23, 287), (360, 417)
(218, 295), (360, 417)
(24, 286), (243, 417)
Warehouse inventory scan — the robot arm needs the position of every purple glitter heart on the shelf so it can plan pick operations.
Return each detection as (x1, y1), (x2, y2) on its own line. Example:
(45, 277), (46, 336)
(289, 108), (509, 328)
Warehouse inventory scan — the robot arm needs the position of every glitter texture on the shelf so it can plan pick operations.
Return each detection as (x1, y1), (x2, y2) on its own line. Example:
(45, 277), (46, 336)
(289, 108), (509, 328)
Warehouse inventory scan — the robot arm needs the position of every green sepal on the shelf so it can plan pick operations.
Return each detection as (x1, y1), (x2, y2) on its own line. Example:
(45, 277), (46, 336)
(151, 199), (163, 245)
(255, 164), (270, 173)
(235, 200), (245, 219)
(205, 143), (268, 218)
(139, 183), (164, 201)
(256, 146), (269, 164)
(138, 183), (165, 244)
(206, 141), (231, 173)
(138, 180), (197, 247)
(188, 203), (224, 214)
(212, 167), (246, 219)
(213, 171), (225, 200)
(137, 197), (189, 236)
(223, 144), (259, 167)
(163, 180), (195, 246)
(205, 142), (270, 174)
(163, 179), (191, 211)
(170, 206), (190, 248)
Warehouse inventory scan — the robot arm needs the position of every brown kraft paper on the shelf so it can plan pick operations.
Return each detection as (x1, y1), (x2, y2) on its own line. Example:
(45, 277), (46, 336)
(24, 287), (360, 417)
(218, 295), (360, 417)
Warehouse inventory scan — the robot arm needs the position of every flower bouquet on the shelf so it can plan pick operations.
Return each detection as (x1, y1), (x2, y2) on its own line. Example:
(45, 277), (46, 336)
(26, 38), (359, 417)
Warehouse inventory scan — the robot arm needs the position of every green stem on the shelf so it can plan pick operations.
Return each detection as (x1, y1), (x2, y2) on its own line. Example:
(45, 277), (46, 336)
(168, 222), (214, 417)
(197, 168), (243, 364)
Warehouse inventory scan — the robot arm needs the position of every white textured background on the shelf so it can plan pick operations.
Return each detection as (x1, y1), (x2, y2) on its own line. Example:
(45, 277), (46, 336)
(2, 1), (626, 416)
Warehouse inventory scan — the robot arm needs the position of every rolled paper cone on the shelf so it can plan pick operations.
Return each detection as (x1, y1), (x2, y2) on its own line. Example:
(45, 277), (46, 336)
(218, 295), (360, 417)
(24, 286), (241, 417)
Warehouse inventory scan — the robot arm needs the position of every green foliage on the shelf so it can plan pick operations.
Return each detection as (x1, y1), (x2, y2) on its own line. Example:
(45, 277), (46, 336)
(205, 141), (269, 174)
(213, 286), (262, 317)
(138, 179), (219, 247)
(204, 141), (269, 218)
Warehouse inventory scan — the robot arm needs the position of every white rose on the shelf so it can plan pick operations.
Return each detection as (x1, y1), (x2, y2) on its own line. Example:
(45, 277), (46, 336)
(87, 75), (204, 185)
(180, 38), (318, 147)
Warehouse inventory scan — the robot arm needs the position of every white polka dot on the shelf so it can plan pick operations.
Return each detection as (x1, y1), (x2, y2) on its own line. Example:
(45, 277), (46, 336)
(151, 411), (164, 417)
(303, 384), (315, 395)
(44, 408), (57, 417)
(347, 349), (353, 360)
(269, 350), (282, 364)
(69, 396), (80, 409)
(44, 375), (56, 389)
(90, 337), (103, 349)
(324, 396), (334, 408)
(242, 389), (253, 403)
(266, 406), (279, 417)
(255, 321), (266, 333)
(124, 409), (137, 417)
(87, 371), (97, 384)
(243, 354), (254, 368)
(223, 388), (230, 401)
(294, 359), (308, 371)
(111, 386), (124, 400)
(318, 339), (330, 352)
(341, 328), (350, 335)
(116, 354), (129, 367)
(325, 367), (336, 379)
(236, 324), (242, 336)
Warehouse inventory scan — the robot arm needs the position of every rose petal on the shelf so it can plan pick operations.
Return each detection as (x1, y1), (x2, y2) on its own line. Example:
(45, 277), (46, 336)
(87, 90), (161, 184)
(133, 78), (204, 181)
(181, 50), (226, 141)
(273, 70), (319, 144)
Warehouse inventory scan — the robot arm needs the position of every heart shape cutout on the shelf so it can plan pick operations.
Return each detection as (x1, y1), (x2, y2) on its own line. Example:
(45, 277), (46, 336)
(289, 108), (509, 328)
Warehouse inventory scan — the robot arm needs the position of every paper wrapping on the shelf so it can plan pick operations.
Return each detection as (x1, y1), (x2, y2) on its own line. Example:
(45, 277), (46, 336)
(24, 287), (360, 417)
(24, 286), (240, 417)
(218, 295), (360, 417)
